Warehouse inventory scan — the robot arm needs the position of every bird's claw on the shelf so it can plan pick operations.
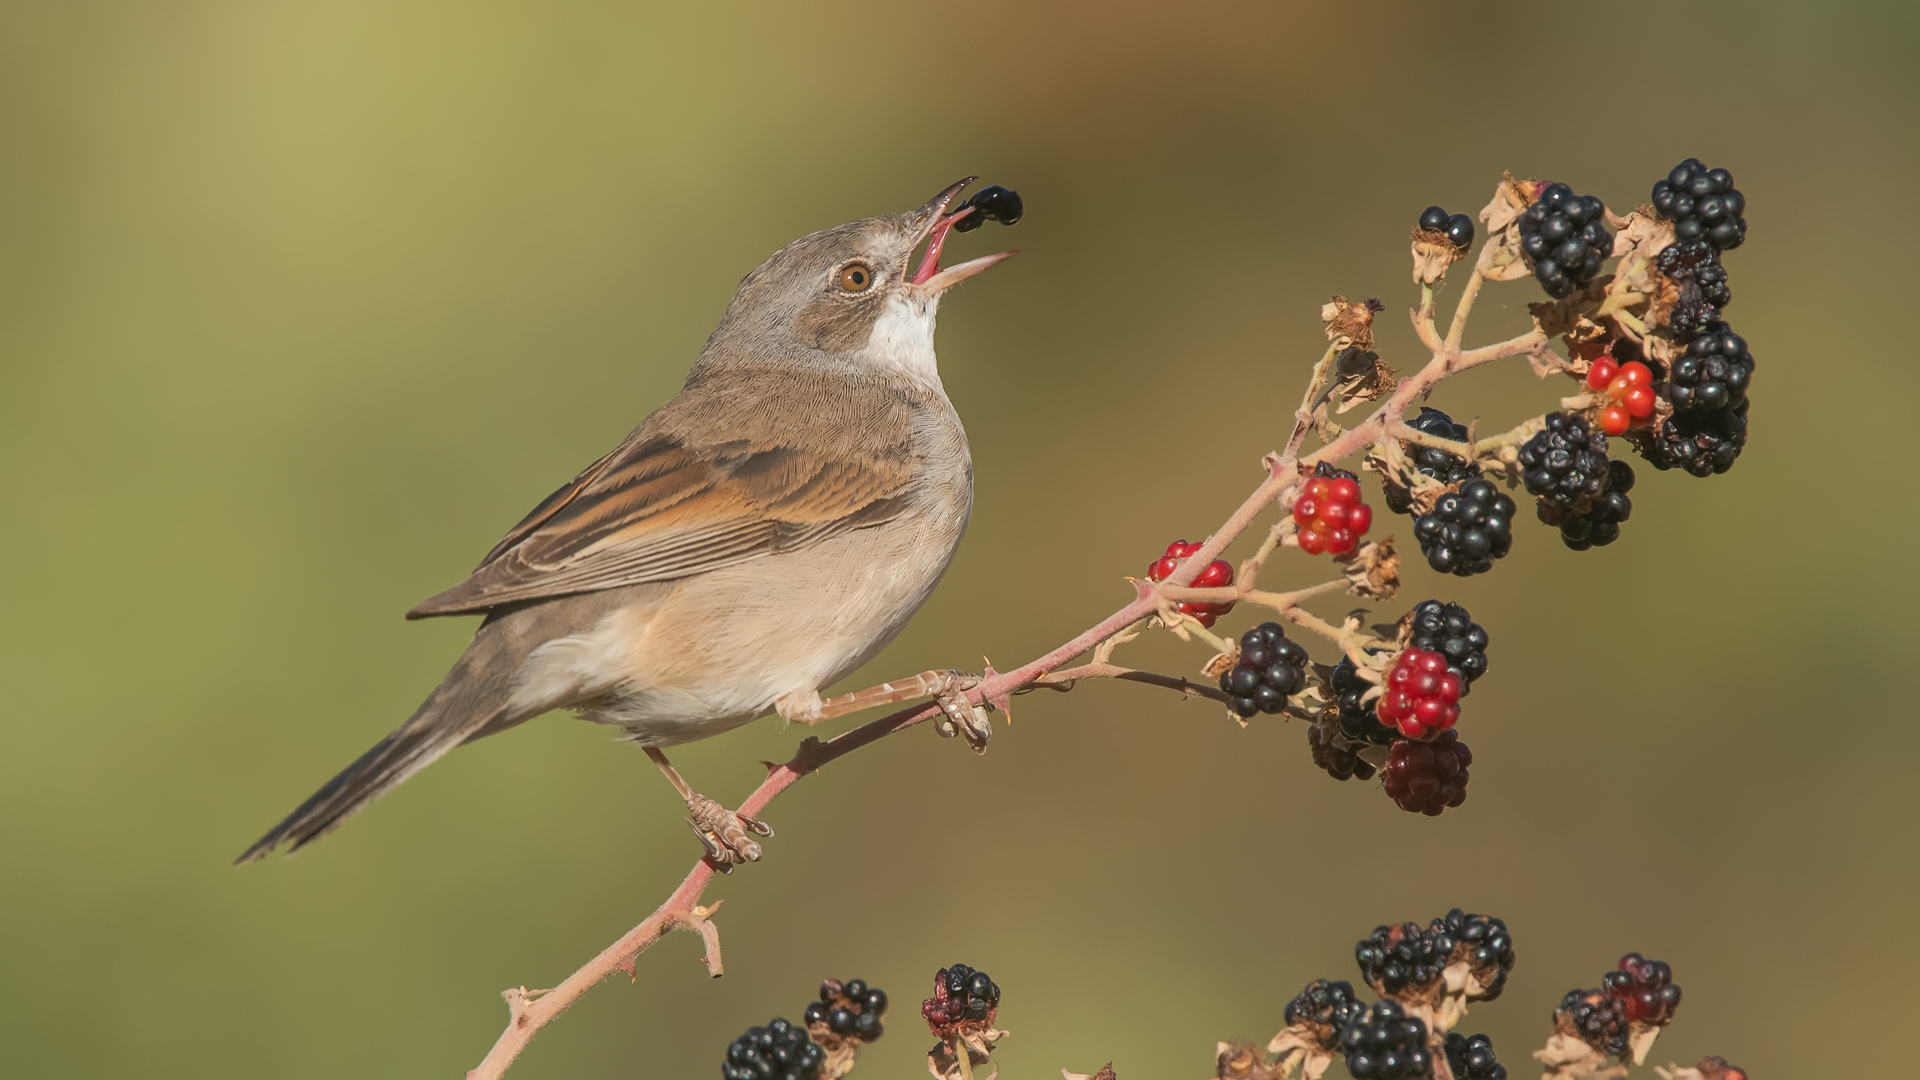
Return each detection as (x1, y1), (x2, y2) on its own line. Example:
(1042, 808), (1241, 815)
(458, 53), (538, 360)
(685, 794), (773, 872)
(928, 671), (992, 752)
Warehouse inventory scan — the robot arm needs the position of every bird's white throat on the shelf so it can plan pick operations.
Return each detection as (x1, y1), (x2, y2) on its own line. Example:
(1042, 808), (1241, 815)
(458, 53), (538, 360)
(864, 291), (942, 385)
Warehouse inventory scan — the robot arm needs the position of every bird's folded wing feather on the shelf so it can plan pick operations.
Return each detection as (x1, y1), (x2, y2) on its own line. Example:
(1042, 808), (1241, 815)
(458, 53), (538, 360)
(406, 427), (914, 619)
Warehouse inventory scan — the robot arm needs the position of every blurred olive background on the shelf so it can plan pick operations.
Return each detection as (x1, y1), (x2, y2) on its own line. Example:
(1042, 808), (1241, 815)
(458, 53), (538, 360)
(1, 1), (1914, 1077)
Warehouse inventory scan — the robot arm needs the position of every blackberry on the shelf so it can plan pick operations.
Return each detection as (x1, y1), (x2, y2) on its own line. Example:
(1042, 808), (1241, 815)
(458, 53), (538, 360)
(1330, 656), (1396, 746)
(1307, 721), (1376, 782)
(1519, 412), (1610, 507)
(1405, 600), (1489, 691)
(808, 978), (890, 1043)
(723, 1018), (826, 1080)
(1651, 158), (1746, 252)
(1558, 990), (1629, 1057)
(921, 963), (1000, 1031)
(1386, 408), (1478, 515)
(1666, 321), (1752, 413)
(1283, 978), (1367, 1050)
(1436, 908), (1515, 999)
(1645, 399), (1747, 477)
(1382, 730), (1470, 816)
(1605, 952), (1681, 1025)
(1444, 1033), (1507, 1080)
(952, 185), (1023, 232)
(1356, 922), (1452, 996)
(1518, 183), (1613, 299)
(1655, 240), (1732, 338)
(1411, 478), (1515, 577)
(1221, 621), (1310, 719)
(1338, 1000), (1433, 1080)
(1417, 205), (1476, 249)
(1555, 460), (1634, 551)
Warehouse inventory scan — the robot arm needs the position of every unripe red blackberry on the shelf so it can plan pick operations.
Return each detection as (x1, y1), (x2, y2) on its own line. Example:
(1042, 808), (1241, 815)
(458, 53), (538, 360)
(723, 1018), (827, 1080)
(1518, 183), (1612, 298)
(1284, 978), (1367, 1050)
(1444, 1033), (1508, 1080)
(1382, 730), (1471, 815)
(1293, 464), (1374, 557)
(1376, 648), (1462, 739)
(1605, 952), (1681, 1025)
(1338, 1000), (1433, 1080)
(1146, 540), (1235, 627)
(1221, 621), (1309, 719)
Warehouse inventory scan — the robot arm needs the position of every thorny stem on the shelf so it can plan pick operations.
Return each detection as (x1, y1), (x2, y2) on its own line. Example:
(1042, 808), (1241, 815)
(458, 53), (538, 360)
(466, 234), (1552, 1080)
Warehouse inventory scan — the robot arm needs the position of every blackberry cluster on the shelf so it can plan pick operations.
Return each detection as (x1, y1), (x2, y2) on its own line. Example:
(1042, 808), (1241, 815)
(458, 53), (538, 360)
(1645, 400), (1747, 477)
(1519, 412), (1611, 508)
(1605, 953), (1681, 1025)
(1444, 1033), (1508, 1080)
(1555, 459), (1634, 551)
(952, 185), (1023, 232)
(1356, 922), (1450, 995)
(806, 978), (889, 1043)
(1222, 622), (1309, 719)
(1406, 601), (1489, 692)
(1385, 408), (1478, 515)
(921, 964), (1000, 1030)
(1437, 908), (1515, 999)
(1655, 240), (1732, 339)
(723, 1018), (826, 1080)
(1329, 656), (1397, 746)
(1283, 978), (1367, 1050)
(1667, 322), (1753, 413)
(1417, 205), (1476, 249)
(1519, 183), (1613, 298)
(1308, 720), (1376, 782)
(1383, 730), (1471, 816)
(1339, 1000), (1433, 1080)
(1651, 159), (1746, 252)
(1411, 478), (1515, 576)
(1557, 990), (1630, 1057)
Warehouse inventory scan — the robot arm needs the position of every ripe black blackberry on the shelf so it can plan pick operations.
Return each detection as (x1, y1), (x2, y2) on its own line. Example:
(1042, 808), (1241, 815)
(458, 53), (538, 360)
(1356, 921), (1452, 996)
(1651, 158), (1747, 252)
(1339, 1000), (1433, 1080)
(1284, 978), (1368, 1050)
(1406, 600), (1489, 691)
(723, 1018), (826, 1080)
(1667, 321), (1753, 413)
(1307, 720), (1376, 781)
(1329, 656), (1396, 746)
(1417, 205), (1476, 249)
(921, 963), (1000, 1030)
(1554, 459), (1634, 551)
(1644, 399), (1747, 477)
(1519, 412), (1611, 507)
(952, 185), (1023, 232)
(1444, 1033), (1508, 1080)
(1557, 990), (1629, 1057)
(1436, 909), (1515, 998)
(1655, 240), (1732, 339)
(1385, 408), (1478, 515)
(1221, 621), (1310, 719)
(807, 978), (890, 1043)
(1518, 183), (1613, 299)
(1411, 478), (1515, 576)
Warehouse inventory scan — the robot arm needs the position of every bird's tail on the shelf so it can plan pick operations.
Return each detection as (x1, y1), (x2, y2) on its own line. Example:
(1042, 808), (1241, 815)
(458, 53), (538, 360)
(234, 621), (524, 864)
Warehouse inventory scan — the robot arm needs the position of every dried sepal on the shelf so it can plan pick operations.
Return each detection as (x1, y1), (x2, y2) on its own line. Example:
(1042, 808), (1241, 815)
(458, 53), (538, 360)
(1063, 1065), (1118, 1080)
(1655, 1058), (1745, 1080)
(1336, 537), (1399, 600)
(1263, 1028), (1336, 1080)
(808, 1025), (864, 1080)
(1320, 295), (1378, 349)
(1626, 1021), (1663, 1066)
(1213, 1040), (1283, 1080)
(1534, 1032), (1627, 1080)
(1331, 348), (1398, 414)
(1202, 646), (1239, 681)
(1410, 228), (1467, 285)
(928, 1029), (1007, 1080)
(1477, 175), (1544, 283)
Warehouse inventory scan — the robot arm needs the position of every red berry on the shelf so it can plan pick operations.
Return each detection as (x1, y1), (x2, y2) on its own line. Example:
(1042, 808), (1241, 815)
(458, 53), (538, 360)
(1376, 649), (1465, 738)
(1145, 540), (1235, 625)
(1586, 355), (1619, 390)
(1382, 729), (1471, 815)
(1328, 477), (1361, 506)
(1599, 404), (1631, 435)
(1196, 558), (1232, 587)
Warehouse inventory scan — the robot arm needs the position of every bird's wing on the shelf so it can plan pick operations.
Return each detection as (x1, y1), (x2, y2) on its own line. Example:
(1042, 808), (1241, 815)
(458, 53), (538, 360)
(406, 416), (916, 619)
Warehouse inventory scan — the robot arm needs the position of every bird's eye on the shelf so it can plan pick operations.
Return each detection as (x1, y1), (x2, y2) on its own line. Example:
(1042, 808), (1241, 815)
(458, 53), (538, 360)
(837, 264), (872, 292)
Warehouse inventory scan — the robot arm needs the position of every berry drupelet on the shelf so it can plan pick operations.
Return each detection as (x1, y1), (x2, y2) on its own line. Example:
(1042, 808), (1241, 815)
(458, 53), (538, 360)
(1666, 321), (1753, 413)
(1444, 1033), (1508, 1080)
(1377, 649), (1461, 738)
(1383, 730), (1471, 815)
(1519, 183), (1613, 299)
(1147, 540), (1235, 627)
(1222, 621), (1309, 719)
(921, 964), (1000, 1033)
(807, 978), (890, 1043)
(1293, 464), (1374, 557)
(952, 185), (1023, 233)
(723, 1018), (827, 1080)
(1520, 412), (1611, 507)
(1356, 922), (1451, 996)
(1558, 990), (1630, 1057)
(1656, 240), (1733, 339)
(1605, 953), (1681, 1025)
(1330, 656), (1397, 746)
(1418, 205), (1476, 249)
(1339, 1000), (1434, 1080)
(1412, 478), (1515, 576)
(1284, 978), (1368, 1050)
(1556, 459), (1634, 551)
(1386, 408), (1478, 515)
(1651, 159), (1746, 252)
(1645, 400), (1747, 477)
(1307, 720), (1376, 781)
(1406, 600), (1489, 692)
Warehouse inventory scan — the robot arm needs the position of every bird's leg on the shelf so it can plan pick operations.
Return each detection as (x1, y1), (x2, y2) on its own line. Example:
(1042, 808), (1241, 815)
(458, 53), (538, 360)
(644, 747), (772, 872)
(776, 670), (993, 750)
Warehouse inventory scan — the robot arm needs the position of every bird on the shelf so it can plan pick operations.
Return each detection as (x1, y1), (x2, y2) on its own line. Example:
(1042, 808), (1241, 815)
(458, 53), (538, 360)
(237, 178), (1017, 868)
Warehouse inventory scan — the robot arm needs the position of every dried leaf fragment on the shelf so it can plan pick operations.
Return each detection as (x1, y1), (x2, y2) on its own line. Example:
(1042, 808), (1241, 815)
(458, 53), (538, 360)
(1410, 228), (1467, 285)
(1337, 537), (1399, 600)
(1320, 295), (1376, 350)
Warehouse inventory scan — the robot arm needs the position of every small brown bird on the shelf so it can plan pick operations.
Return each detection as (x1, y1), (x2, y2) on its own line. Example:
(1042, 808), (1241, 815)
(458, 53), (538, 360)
(238, 179), (1016, 867)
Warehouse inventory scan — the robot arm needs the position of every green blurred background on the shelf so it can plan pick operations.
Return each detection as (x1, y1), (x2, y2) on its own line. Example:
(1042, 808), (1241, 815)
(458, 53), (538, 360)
(1, 1), (1913, 1076)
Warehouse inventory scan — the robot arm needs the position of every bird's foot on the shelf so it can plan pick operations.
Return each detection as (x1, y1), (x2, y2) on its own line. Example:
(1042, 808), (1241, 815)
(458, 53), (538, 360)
(685, 793), (773, 872)
(926, 671), (993, 752)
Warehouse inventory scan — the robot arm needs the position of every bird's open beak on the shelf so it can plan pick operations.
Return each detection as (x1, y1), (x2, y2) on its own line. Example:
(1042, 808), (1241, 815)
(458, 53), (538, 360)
(905, 177), (1019, 294)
